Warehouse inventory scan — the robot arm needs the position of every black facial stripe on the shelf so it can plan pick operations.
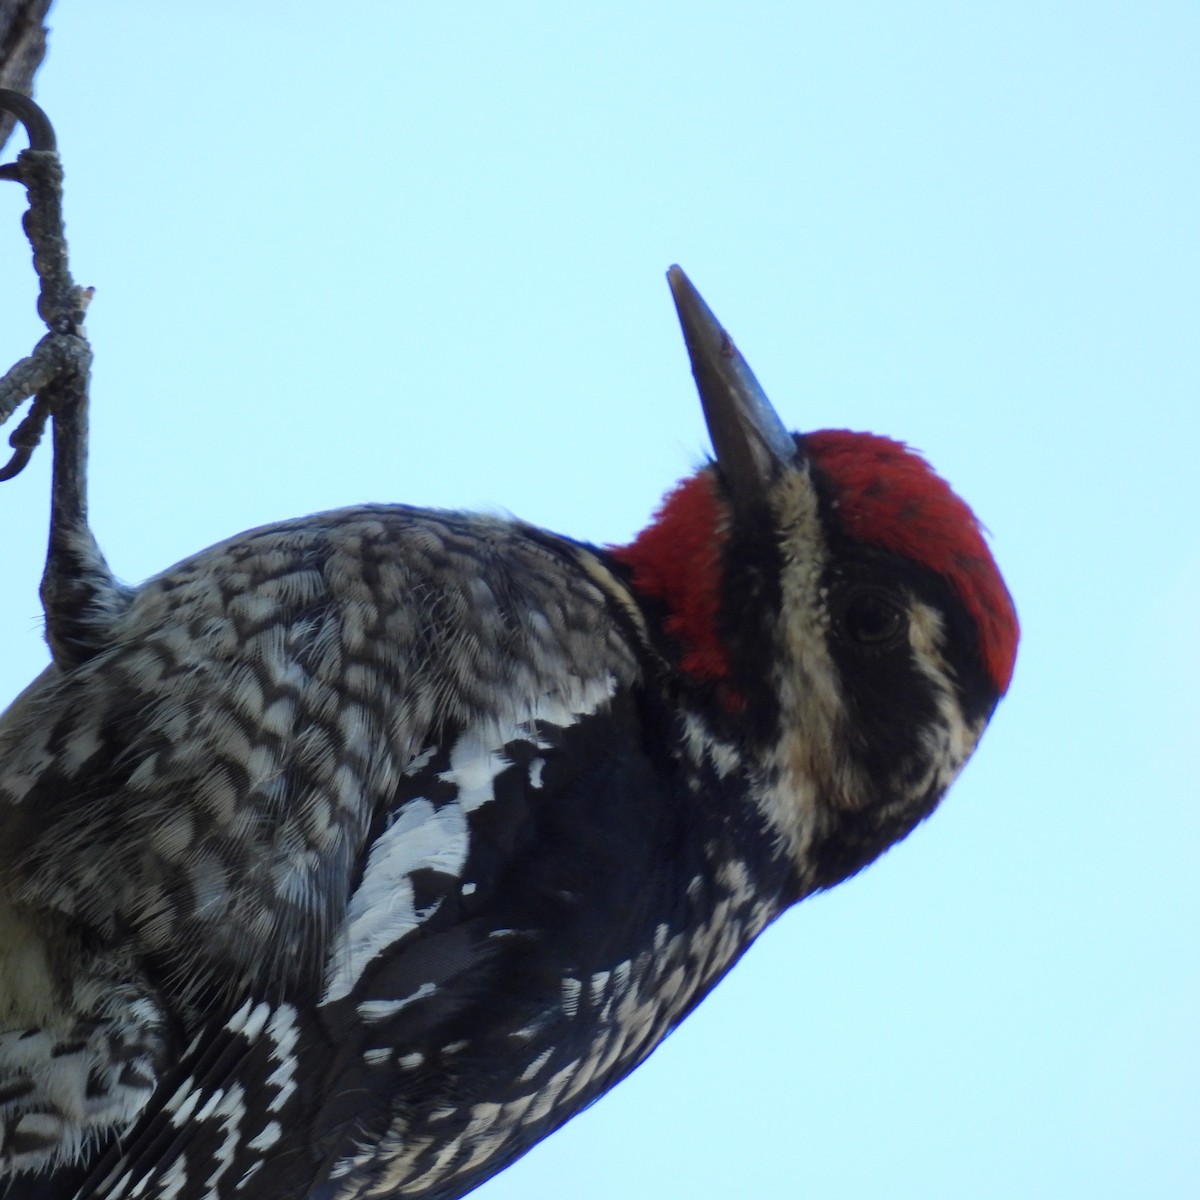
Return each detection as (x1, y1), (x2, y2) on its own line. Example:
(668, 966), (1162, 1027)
(717, 502), (786, 744)
(823, 540), (999, 730)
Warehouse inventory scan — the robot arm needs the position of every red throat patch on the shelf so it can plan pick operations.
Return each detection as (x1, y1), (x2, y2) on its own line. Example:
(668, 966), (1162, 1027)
(805, 430), (1019, 695)
(610, 471), (736, 690)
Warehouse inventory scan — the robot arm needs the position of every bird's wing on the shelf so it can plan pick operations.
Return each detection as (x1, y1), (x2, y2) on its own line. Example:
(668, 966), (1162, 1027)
(1, 506), (645, 989)
(62, 678), (679, 1200)
(0, 505), (674, 1199)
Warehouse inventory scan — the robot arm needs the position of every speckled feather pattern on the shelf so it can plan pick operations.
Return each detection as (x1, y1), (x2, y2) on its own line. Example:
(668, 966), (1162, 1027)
(0, 503), (792, 1199)
(1, 507), (637, 989)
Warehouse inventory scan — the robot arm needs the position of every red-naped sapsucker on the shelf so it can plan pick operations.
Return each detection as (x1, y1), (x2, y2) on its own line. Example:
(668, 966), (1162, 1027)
(0, 92), (1018, 1200)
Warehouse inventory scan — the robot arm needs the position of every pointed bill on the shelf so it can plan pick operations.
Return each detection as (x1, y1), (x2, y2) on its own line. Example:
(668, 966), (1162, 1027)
(667, 266), (797, 517)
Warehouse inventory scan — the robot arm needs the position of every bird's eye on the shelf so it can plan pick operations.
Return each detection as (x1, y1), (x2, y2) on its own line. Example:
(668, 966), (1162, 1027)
(836, 586), (908, 650)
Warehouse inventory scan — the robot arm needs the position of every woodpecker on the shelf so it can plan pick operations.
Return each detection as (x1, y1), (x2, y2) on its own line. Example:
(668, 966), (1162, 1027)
(0, 92), (1017, 1200)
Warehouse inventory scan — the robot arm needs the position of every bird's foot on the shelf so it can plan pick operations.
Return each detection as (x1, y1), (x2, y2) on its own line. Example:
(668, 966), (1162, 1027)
(0, 89), (93, 484)
(0, 92), (120, 667)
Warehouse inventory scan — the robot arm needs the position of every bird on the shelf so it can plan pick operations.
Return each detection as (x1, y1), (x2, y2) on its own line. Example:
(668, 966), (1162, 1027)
(0, 91), (1018, 1200)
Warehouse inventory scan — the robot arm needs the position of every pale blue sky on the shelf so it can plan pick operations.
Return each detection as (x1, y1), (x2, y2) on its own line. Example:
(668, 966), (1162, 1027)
(1, 4), (1196, 1197)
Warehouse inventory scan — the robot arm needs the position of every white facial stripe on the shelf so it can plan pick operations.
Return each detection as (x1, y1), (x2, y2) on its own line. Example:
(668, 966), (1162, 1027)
(755, 471), (852, 867)
(906, 600), (986, 793)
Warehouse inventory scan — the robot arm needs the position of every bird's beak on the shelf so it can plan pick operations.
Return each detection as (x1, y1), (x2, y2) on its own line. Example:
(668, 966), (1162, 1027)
(667, 266), (797, 518)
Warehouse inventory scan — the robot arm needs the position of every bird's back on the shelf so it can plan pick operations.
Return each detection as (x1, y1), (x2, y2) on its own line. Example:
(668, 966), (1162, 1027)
(1, 503), (709, 1198)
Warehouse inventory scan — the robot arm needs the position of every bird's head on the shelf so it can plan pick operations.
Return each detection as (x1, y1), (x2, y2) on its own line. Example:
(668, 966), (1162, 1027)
(613, 268), (1018, 895)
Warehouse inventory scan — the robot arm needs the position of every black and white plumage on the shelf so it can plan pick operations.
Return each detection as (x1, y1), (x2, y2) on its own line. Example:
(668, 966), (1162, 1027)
(0, 501), (790, 1200)
(0, 94), (1018, 1200)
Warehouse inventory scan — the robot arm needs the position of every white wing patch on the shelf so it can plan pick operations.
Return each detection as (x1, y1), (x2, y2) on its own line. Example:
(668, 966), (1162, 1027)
(323, 802), (469, 1005)
(357, 983), (438, 1023)
(321, 674), (618, 1008)
(263, 1004), (300, 1114)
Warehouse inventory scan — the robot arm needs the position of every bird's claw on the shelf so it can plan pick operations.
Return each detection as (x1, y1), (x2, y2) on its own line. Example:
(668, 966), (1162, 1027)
(0, 88), (90, 483)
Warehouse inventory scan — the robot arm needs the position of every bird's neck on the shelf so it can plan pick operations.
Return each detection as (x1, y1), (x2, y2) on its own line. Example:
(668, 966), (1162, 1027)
(609, 469), (738, 686)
